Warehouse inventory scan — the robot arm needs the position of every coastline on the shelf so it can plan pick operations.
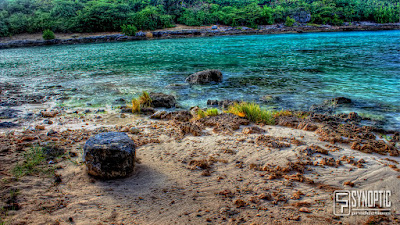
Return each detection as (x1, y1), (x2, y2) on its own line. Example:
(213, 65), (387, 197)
(1, 22), (400, 49)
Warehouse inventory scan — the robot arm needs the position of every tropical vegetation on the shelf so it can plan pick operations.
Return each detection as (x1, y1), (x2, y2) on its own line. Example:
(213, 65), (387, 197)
(0, 0), (399, 37)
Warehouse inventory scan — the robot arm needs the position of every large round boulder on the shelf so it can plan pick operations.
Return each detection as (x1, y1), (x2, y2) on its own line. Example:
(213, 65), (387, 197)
(185, 69), (223, 84)
(149, 92), (176, 108)
(83, 132), (136, 179)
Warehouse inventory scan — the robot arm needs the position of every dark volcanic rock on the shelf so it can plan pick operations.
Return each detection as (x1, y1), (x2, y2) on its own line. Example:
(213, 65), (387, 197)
(325, 97), (352, 105)
(150, 110), (192, 122)
(149, 92), (176, 108)
(163, 111), (193, 122)
(83, 132), (136, 179)
(207, 99), (239, 109)
(186, 70), (223, 84)
(140, 107), (156, 115)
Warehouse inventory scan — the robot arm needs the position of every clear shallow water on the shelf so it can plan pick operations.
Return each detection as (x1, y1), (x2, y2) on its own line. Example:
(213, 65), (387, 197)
(1, 30), (400, 129)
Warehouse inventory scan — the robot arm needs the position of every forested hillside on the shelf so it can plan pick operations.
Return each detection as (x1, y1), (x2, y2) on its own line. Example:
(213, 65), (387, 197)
(0, 0), (399, 36)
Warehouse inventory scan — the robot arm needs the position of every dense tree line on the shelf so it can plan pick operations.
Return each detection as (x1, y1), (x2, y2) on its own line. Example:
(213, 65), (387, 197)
(0, 0), (399, 37)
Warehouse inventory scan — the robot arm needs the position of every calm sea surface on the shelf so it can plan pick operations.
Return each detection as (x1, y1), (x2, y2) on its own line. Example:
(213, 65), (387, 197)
(1, 30), (399, 129)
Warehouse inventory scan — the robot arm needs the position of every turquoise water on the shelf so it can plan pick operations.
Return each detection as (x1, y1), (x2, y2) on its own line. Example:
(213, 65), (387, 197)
(1, 30), (399, 129)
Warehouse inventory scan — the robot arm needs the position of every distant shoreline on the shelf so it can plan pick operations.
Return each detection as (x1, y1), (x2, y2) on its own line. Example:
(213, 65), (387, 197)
(1, 22), (399, 49)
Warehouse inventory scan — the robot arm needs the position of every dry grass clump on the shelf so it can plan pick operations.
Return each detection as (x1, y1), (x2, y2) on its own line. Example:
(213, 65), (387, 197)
(139, 91), (152, 107)
(130, 91), (152, 113)
(227, 102), (275, 125)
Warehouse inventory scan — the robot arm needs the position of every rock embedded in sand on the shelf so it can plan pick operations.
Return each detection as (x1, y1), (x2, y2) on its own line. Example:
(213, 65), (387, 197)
(150, 110), (167, 119)
(149, 92), (176, 108)
(299, 207), (311, 213)
(83, 132), (136, 179)
(40, 110), (58, 118)
(35, 125), (45, 130)
(129, 127), (140, 134)
(186, 69), (223, 84)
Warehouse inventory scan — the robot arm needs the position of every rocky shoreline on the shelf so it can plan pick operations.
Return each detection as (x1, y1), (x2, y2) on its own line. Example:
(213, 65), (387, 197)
(1, 90), (400, 224)
(1, 66), (400, 224)
(1, 22), (399, 49)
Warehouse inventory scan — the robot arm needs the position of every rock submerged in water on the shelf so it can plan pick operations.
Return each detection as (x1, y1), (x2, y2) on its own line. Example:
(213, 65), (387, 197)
(149, 92), (176, 108)
(83, 132), (136, 179)
(325, 97), (352, 105)
(260, 95), (281, 103)
(207, 99), (239, 109)
(186, 69), (223, 84)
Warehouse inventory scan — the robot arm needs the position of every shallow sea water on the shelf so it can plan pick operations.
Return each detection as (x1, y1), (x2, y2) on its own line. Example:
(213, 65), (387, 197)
(0, 30), (399, 129)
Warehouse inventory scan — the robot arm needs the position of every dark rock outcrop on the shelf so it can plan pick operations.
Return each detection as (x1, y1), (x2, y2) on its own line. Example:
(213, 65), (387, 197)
(83, 132), (136, 179)
(186, 70), (223, 84)
(207, 99), (239, 109)
(325, 97), (352, 105)
(149, 92), (176, 108)
(140, 107), (156, 115)
(150, 110), (192, 122)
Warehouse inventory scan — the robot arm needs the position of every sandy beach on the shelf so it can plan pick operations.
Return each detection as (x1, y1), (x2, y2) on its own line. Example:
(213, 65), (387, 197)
(1, 91), (399, 225)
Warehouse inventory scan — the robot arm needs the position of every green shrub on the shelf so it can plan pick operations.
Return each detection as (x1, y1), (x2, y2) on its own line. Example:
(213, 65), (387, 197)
(42, 29), (55, 40)
(227, 102), (275, 125)
(285, 16), (295, 27)
(121, 24), (137, 36)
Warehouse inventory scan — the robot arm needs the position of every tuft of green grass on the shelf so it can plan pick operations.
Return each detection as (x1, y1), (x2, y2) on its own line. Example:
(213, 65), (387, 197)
(12, 147), (55, 178)
(205, 108), (219, 116)
(227, 102), (275, 125)
(196, 108), (220, 119)
(197, 109), (206, 119)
